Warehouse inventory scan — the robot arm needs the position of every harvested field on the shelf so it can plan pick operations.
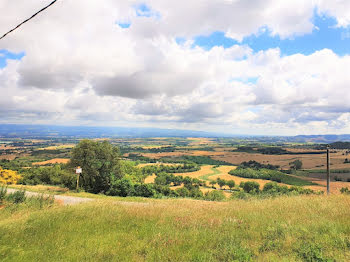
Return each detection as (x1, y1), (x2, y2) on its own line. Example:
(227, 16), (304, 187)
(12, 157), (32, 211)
(211, 150), (350, 170)
(142, 150), (225, 159)
(137, 163), (179, 168)
(39, 144), (75, 150)
(32, 158), (70, 166)
(188, 137), (215, 145)
(174, 165), (215, 179)
(144, 174), (156, 184)
(0, 154), (18, 160)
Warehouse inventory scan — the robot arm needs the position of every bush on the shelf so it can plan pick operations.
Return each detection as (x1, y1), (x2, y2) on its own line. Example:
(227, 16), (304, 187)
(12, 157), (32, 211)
(0, 167), (21, 185)
(243, 181), (260, 194)
(107, 178), (134, 197)
(175, 187), (190, 198)
(6, 189), (26, 204)
(20, 165), (76, 189)
(133, 183), (156, 198)
(203, 190), (226, 201)
(0, 185), (7, 204)
(226, 180), (235, 190)
(334, 176), (343, 182)
(340, 187), (350, 194)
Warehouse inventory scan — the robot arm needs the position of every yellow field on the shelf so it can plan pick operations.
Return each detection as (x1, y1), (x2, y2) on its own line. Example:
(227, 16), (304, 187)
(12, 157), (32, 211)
(32, 158), (70, 166)
(38, 144), (75, 150)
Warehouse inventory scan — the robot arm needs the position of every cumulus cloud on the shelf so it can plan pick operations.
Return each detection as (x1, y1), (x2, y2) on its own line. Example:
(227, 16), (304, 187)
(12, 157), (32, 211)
(1, 0), (350, 135)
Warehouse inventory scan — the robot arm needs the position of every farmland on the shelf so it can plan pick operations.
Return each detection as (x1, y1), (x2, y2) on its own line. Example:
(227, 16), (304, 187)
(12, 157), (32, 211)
(2, 136), (350, 261)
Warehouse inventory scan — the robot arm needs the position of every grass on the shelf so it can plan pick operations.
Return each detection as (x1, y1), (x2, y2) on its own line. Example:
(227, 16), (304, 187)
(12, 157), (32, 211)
(1, 195), (350, 261)
(199, 167), (221, 181)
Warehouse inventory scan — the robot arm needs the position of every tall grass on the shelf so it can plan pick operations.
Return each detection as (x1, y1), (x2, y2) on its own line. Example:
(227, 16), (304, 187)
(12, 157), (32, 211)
(1, 196), (350, 261)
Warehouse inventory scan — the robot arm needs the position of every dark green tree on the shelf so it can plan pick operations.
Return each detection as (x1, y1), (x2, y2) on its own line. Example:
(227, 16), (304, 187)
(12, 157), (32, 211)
(70, 140), (122, 193)
(289, 160), (303, 170)
(217, 178), (226, 189)
(226, 180), (235, 190)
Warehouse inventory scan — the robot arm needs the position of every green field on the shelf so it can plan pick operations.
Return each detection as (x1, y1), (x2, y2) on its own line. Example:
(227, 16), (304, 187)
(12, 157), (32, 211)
(1, 196), (350, 261)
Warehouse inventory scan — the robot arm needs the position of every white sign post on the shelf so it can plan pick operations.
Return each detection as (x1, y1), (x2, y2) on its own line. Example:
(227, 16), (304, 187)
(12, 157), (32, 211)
(75, 167), (82, 191)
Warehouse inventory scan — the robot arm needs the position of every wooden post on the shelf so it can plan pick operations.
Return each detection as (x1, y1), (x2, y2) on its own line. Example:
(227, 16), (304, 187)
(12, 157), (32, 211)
(327, 146), (330, 195)
(76, 173), (80, 191)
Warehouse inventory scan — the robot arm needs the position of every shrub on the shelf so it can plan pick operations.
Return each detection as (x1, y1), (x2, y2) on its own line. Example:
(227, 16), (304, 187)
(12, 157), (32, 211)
(107, 178), (134, 197)
(217, 178), (226, 189)
(188, 187), (204, 199)
(0, 167), (21, 185)
(175, 187), (190, 198)
(334, 176), (342, 182)
(203, 190), (226, 201)
(226, 180), (235, 190)
(6, 189), (26, 204)
(340, 187), (350, 194)
(243, 181), (260, 194)
(133, 183), (156, 198)
(0, 185), (7, 204)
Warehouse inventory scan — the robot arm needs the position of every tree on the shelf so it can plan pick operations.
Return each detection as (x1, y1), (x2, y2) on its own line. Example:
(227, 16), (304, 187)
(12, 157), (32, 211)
(243, 181), (260, 194)
(289, 160), (303, 170)
(217, 178), (226, 189)
(209, 180), (217, 189)
(226, 180), (235, 190)
(70, 140), (122, 193)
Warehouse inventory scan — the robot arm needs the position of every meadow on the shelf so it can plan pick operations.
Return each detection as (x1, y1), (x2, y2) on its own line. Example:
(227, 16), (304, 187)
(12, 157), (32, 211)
(1, 195), (350, 261)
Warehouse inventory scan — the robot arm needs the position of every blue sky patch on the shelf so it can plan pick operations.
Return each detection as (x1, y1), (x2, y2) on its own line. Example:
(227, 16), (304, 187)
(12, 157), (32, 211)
(117, 22), (131, 29)
(0, 49), (25, 68)
(191, 14), (350, 56)
(135, 3), (160, 19)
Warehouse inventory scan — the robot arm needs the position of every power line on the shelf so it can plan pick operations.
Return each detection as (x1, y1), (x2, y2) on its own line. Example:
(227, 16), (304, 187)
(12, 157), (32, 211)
(0, 0), (59, 40)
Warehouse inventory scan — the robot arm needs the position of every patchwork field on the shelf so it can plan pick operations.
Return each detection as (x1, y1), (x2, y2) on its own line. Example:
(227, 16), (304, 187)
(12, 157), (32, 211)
(32, 158), (70, 166)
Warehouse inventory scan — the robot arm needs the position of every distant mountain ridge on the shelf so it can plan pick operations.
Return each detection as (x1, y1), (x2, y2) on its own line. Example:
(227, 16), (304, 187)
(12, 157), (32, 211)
(0, 124), (231, 138)
(0, 124), (350, 143)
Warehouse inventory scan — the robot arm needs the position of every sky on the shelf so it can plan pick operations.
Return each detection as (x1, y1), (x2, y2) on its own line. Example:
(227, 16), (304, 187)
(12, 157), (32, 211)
(1, 0), (350, 136)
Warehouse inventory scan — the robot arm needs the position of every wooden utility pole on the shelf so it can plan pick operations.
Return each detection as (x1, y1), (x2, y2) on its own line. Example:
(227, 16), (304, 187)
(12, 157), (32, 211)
(326, 145), (330, 195)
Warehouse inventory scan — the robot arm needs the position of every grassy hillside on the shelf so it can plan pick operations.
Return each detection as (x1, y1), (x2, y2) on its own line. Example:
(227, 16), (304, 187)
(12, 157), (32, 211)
(1, 196), (350, 261)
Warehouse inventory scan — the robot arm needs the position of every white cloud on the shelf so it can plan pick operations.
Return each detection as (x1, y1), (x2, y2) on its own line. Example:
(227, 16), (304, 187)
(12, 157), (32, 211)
(1, 0), (350, 135)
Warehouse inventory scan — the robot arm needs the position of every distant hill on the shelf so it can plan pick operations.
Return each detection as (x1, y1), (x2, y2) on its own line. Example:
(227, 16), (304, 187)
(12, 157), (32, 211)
(1, 124), (350, 142)
(293, 135), (350, 143)
(0, 124), (231, 138)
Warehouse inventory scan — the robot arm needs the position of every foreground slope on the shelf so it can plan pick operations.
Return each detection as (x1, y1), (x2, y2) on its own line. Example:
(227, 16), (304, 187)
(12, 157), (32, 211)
(1, 196), (350, 261)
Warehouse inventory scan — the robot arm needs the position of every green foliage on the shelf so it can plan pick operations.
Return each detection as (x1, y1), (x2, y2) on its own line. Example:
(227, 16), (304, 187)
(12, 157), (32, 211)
(133, 183), (156, 198)
(297, 242), (331, 262)
(0, 185), (7, 204)
(203, 190), (226, 201)
(175, 187), (190, 198)
(242, 181), (260, 194)
(107, 178), (134, 197)
(6, 189), (26, 204)
(340, 187), (350, 194)
(257, 147), (288, 155)
(229, 168), (314, 186)
(178, 155), (233, 166)
(226, 180), (235, 190)
(239, 160), (280, 170)
(20, 165), (76, 189)
(70, 140), (122, 194)
(289, 160), (303, 170)
(216, 178), (226, 189)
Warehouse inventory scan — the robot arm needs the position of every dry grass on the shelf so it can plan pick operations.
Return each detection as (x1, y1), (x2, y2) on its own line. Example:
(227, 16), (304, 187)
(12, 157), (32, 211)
(2, 195), (350, 261)
(174, 165), (215, 179)
(32, 158), (70, 166)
